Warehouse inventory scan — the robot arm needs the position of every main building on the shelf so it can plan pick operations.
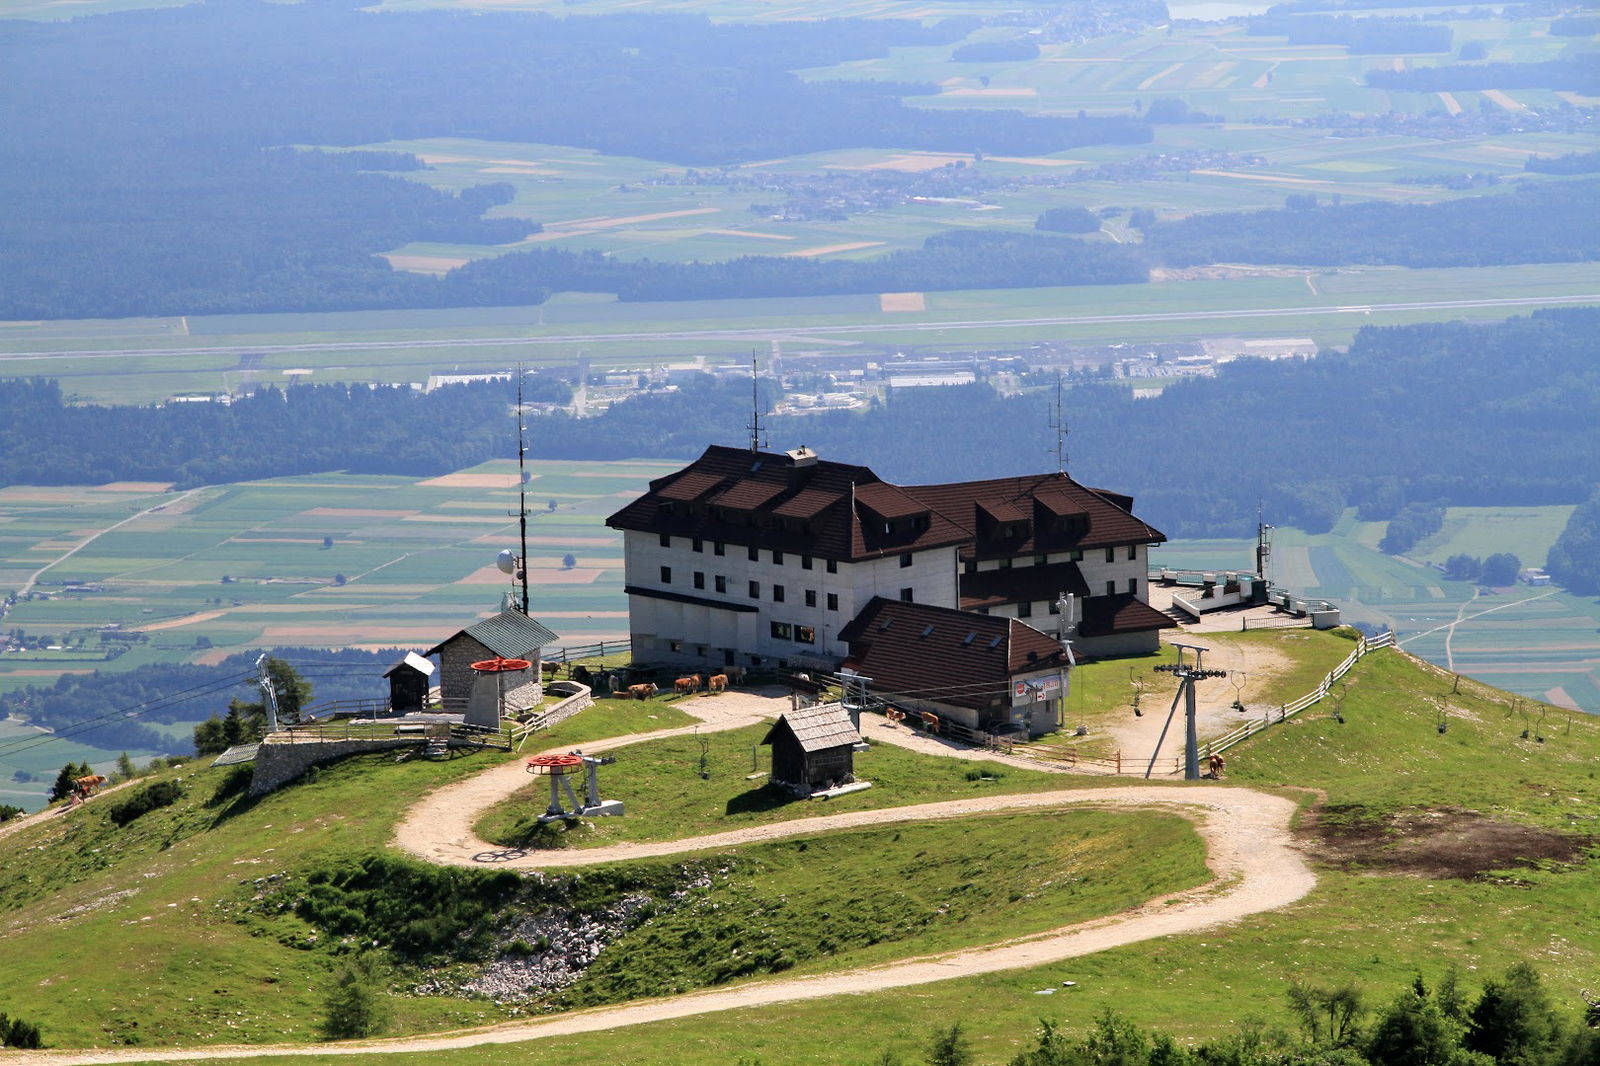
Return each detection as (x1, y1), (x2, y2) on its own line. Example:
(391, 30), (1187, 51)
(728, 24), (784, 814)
(605, 444), (1173, 671)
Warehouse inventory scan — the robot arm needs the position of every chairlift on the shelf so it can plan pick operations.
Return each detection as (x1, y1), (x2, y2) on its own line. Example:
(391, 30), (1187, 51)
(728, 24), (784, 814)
(1230, 670), (1248, 713)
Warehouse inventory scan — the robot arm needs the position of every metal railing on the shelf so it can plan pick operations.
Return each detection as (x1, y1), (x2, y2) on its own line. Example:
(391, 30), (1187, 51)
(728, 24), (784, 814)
(277, 715), (512, 750)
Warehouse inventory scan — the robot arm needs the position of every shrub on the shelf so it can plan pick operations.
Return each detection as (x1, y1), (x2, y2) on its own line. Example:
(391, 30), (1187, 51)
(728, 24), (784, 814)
(106, 780), (184, 827)
(320, 957), (389, 1040)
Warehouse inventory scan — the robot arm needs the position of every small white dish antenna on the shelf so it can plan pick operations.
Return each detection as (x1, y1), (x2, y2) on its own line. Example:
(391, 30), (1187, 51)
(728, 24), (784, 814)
(496, 549), (517, 574)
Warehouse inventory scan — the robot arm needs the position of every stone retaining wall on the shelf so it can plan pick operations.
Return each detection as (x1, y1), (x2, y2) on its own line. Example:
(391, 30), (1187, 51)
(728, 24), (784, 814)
(249, 737), (421, 796)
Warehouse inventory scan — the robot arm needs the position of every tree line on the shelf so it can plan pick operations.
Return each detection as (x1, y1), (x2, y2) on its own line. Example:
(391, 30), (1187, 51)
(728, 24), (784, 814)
(873, 964), (1600, 1066)
(1365, 54), (1600, 94)
(1248, 12), (1453, 52)
(7, 309), (1600, 544)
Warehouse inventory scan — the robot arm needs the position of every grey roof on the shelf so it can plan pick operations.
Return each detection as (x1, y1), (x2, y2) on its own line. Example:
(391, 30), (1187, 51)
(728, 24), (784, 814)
(383, 651), (436, 678)
(425, 609), (559, 659)
(211, 743), (259, 766)
(762, 702), (862, 754)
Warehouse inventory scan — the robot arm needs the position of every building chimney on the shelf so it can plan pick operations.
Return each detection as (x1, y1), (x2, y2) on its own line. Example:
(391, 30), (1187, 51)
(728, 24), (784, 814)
(785, 446), (818, 468)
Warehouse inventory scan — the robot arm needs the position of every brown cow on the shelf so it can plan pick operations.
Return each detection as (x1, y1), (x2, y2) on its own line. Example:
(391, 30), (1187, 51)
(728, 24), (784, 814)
(1208, 753), (1226, 779)
(674, 675), (701, 695)
(707, 673), (728, 693)
(627, 682), (658, 700)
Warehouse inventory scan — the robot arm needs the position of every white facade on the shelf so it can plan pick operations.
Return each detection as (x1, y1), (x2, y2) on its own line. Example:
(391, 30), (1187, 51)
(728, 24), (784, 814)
(623, 530), (959, 666)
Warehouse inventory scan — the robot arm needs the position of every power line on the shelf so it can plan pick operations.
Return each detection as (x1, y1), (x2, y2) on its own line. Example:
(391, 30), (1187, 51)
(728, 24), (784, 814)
(0, 671), (254, 761)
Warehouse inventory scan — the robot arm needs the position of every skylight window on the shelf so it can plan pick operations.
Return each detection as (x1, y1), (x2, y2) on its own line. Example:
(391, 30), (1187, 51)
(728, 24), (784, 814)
(920, 625), (934, 638)
(961, 632), (976, 646)
(988, 635), (1003, 649)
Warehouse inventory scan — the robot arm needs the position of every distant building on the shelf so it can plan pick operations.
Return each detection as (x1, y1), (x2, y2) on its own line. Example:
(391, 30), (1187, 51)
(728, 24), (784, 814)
(607, 445), (1171, 669)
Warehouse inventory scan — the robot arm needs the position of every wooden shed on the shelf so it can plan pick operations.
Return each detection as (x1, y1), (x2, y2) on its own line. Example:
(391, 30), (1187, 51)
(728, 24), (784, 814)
(382, 652), (435, 715)
(761, 703), (862, 795)
(425, 609), (558, 715)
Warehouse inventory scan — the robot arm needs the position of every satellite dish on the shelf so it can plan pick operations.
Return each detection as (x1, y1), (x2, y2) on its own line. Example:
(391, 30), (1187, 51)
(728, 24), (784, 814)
(496, 549), (517, 574)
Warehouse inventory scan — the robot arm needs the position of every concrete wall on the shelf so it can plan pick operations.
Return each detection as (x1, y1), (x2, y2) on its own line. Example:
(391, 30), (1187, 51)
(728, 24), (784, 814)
(249, 737), (420, 796)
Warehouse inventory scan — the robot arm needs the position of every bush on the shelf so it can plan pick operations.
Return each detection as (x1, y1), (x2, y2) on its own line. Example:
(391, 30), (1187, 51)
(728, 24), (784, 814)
(320, 957), (389, 1040)
(1034, 206), (1101, 234)
(106, 780), (184, 827)
(0, 1012), (44, 1049)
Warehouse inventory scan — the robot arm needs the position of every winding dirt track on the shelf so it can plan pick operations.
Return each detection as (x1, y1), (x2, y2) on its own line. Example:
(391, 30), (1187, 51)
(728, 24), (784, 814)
(4, 696), (1316, 1066)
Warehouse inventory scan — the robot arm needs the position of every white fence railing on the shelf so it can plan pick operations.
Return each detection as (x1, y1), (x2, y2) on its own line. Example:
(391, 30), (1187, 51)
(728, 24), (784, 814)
(1203, 630), (1395, 759)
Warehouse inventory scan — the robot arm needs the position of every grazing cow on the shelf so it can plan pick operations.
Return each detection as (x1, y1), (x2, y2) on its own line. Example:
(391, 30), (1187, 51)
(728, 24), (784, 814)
(707, 673), (728, 693)
(540, 661), (561, 679)
(1208, 753), (1226, 779)
(627, 682), (658, 700)
(674, 675), (701, 695)
(920, 711), (941, 734)
(726, 665), (747, 684)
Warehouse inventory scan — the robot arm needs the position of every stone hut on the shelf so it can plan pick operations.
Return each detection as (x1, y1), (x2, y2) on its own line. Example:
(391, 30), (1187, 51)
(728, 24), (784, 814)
(425, 609), (558, 715)
(762, 702), (861, 794)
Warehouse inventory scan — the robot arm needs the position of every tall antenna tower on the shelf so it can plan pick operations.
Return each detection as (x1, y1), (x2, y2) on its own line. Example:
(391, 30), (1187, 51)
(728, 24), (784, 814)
(747, 351), (768, 453)
(1048, 371), (1069, 474)
(1255, 502), (1273, 585)
(513, 366), (531, 614)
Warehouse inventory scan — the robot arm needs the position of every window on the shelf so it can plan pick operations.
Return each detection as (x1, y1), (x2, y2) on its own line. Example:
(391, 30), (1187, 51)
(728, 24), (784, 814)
(1018, 601), (1033, 618)
(963, 561), (977, 575)
(826, 560), (837, 574)
(748, 545), (760, 562)
(770, 621), (792, 640)
(772, 550), (784, 565)
(693, 571), (705, 590)
(802, 555), (813, 570)
(1048, 600), (1061, 615)
(696, 645), (707, 658)
(795, 625), (815, 645)
(749, 580), (760, 599)
(1128, 545), (1138, 561)
(660, 566), (672, 584)
(900, 587), (914, 602)
(1105, 547), (1115, 563)
(749, 654), (762, 666)
(1034, 554), (1048, 567)
(827, 592), (839, 611)
(668, 640), (682, 653)
(1106, 580), (1115, 596)
(693, 538), (703, 553)
(773, 584), (786, 603)
(899, 552), (913, 568)
(658, 533), (671, 548)
(715, 575), (727, 594)
(714, 541), (725, 557)
(1129, 577), (1139, 595)
(1071, 550), (1084, 562)
(804, 589), (817, 607)
(998, 558), (1012, 569)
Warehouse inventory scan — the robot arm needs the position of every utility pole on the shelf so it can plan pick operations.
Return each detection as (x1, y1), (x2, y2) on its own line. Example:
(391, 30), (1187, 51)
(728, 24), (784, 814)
(256, 653), (281, 734)
(512, 366), (531, 614)
(1049, 371), (1068, 475)
(1152, 642), (1227, 780)
(747, 352), (768, 453)
(1056, 591), (1078, 734)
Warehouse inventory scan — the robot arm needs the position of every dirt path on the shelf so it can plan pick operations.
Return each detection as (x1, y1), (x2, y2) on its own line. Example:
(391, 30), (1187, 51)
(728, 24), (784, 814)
(3, 695), (1317, 1066)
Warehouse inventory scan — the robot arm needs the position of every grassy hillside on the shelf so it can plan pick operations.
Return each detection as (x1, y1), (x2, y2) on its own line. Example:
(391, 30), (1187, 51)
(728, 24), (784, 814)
(2, 634), (1597, 1061)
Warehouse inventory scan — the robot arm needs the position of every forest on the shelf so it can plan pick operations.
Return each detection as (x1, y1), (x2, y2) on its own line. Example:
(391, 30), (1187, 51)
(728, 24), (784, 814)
(6, 309), (1600, 546)
(1247, 12), (1453, 52)
(1141, 178), (1600, 270)
(0, 0), (1150, 321)
(0, 649), (398, 755)
(1365, 54), (1600, 94)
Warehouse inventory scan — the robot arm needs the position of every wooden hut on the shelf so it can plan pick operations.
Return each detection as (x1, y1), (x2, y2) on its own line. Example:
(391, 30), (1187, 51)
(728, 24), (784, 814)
(382, 652), (435, 715)
(425, 609), (558, 715)
(761, 703), (862, 795)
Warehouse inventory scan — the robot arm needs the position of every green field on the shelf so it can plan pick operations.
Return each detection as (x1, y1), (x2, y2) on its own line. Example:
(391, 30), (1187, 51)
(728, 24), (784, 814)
(1158, 508), (1600, 715)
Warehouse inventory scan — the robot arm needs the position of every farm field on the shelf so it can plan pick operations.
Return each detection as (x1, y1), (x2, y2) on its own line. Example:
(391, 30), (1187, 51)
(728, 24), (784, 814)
(5, 261), (1598, 404)
(1158, 507), (1600, 714)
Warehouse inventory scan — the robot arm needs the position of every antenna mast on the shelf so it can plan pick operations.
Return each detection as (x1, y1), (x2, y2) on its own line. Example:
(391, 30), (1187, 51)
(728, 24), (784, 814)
(1255, 501), (1273, 586)
(1049, 371), (1068, 474)
(515, 366), (530, 614)
(747, 351), (768, 453)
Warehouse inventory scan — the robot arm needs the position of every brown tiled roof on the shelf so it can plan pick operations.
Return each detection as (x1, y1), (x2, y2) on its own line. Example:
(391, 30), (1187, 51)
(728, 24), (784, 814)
(606, 445), (970, 563)
(1078, 594), (1178, 637)
(960, 561), (1090, 611)
(761, 703), (862, 753)
(838, 597), (1072, 711)
(902, 473), (1165, 561)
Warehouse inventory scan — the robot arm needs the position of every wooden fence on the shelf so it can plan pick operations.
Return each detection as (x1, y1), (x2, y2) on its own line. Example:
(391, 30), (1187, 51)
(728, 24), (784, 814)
(1201, 629), (1395, 760)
